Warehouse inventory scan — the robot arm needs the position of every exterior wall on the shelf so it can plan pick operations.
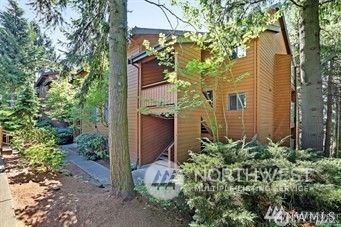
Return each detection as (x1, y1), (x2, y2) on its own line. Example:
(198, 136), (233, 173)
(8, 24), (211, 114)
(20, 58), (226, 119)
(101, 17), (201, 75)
(140, 115), (174, 165)
(257, 30), (288, 143)
(175, 43), (202, 163)
(273, 54), (291, 145)
(82, 122), (108, 135)
(141, 58), (169, 87)
(127, 34), (160, 164)
(201, 41), (257, 142)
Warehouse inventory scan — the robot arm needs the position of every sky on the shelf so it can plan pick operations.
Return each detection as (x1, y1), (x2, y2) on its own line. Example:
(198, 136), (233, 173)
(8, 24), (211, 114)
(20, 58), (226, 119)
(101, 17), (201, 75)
(0, 0), (188, 54)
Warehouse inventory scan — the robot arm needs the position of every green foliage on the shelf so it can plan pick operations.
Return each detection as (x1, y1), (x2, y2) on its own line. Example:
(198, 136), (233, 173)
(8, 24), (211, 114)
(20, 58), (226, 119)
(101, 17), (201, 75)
(35, 120), (73, 145)
(54, 128), (73, 145)
(45, 78), (77, 125)
(75, 133), (108, 160)
(12, 127), (55, 153)
(0, 105), (22, 131)
(12, 85), (41, 128)
(11, 127), (64, 172)
(23, 144), (65, 172)
(181, 138), (341, 226)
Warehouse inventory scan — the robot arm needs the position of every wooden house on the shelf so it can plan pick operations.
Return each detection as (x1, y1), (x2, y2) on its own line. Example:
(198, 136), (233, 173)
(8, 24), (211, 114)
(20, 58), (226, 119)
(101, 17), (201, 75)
(127, 16), (297, 167)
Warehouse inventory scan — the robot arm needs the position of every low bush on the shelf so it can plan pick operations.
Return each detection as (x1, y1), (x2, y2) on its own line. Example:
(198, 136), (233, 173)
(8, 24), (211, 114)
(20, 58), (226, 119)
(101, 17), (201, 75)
(181, 137), (341, 226)
(11, 127), (65, 172)
(75, 133), (108, 160)
(54, 128), (73, 145)
(23, 144), (65, 171)
(12, 127), (55, 152)
(35, 121), (73, 145)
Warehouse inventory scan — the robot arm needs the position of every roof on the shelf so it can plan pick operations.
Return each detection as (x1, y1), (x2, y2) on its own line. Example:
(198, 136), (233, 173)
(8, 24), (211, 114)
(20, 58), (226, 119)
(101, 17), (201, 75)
(130, 27), (190, 37)
(35, 71), (59, 87)
(128, 15), (292, 64)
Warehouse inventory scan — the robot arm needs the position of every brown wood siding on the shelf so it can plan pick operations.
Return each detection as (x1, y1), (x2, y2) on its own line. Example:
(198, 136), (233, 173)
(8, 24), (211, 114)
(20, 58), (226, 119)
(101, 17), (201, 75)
(140, 83), (176, 107)
(257, 31), (287, 143)
(127, 64), (139, 163)
(175, 44), (202, 163)
(141, 115), (174, 165)
(273, 54), (291, 145)
(141, 58), (170, 87)
(127, 34), (161, 165)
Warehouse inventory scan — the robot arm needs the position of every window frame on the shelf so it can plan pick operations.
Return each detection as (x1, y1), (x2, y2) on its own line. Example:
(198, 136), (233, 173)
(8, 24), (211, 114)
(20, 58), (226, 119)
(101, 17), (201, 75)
(228, 92), (246, 111)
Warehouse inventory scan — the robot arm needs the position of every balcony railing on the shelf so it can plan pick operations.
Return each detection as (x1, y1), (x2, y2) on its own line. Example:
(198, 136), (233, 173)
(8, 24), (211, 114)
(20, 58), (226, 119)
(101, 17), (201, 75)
(140, 82), (176, 107)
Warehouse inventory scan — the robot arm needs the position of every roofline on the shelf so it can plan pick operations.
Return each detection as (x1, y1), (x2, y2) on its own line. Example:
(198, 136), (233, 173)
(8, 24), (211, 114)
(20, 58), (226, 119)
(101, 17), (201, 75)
(34, 71), (59, 87)
(130, 27), (191, 36)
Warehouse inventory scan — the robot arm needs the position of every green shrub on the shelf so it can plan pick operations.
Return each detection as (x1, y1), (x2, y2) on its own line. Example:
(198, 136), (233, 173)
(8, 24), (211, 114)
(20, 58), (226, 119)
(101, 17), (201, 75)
(35, 120), (54, 129)
(12, 127), (55, 152)
(181, 138), (341, 226)
(54, 128), (73, 145)
(75, 133), (108, 160)
(23, 144), (65, 171)
(35, 121), (73, 145)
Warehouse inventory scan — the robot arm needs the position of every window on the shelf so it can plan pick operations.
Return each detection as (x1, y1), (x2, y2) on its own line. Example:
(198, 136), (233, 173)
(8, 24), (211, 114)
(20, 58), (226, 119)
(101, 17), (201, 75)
(229, 93), (246, 110)
(203, 90), (213, 107)
(231, 46), (247, 59)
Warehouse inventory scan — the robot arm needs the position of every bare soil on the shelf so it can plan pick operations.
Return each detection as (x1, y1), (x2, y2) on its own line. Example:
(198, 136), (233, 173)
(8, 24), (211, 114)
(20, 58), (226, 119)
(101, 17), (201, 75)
(2, 153), (190, 227)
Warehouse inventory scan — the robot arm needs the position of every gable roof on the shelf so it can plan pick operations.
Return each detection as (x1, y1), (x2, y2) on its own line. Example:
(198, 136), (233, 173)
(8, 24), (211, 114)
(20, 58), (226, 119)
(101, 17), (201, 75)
(34, 71), (59, 87)
(128, 15), (291, 64)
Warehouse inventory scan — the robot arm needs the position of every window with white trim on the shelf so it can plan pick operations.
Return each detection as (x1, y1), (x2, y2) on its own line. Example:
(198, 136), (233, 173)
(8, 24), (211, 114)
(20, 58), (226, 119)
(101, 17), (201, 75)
(229, 93), (246, 110)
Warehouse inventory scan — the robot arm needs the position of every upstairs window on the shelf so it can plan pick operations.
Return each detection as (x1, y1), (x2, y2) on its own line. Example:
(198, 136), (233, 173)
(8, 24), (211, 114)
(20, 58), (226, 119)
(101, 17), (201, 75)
(203, 90), (213, 107)
(229, 93), (246, 110)
(231, 46), (247, 59)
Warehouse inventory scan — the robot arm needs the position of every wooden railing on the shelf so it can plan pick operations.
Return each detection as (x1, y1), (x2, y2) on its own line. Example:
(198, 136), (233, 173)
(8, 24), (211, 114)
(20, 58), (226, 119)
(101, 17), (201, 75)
(167, 141), (175, 168)
(140, 82), (176, 107)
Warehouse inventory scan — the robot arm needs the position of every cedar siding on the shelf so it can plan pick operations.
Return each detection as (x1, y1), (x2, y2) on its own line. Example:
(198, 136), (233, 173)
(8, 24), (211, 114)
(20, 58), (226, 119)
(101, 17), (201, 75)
(126, 18), (294, 167)
(257, 30), (289, 143)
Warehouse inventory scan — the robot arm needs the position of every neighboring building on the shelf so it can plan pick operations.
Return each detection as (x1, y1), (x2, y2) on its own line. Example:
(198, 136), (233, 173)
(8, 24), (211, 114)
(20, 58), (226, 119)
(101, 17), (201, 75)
(35, 71), (59, 100)
(126, 16), (297, 167)
(75, 70), (109, 135)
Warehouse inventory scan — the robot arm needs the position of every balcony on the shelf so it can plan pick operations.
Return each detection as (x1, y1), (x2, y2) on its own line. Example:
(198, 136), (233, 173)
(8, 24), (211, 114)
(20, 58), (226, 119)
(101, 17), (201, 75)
(140, 81), (176, 107)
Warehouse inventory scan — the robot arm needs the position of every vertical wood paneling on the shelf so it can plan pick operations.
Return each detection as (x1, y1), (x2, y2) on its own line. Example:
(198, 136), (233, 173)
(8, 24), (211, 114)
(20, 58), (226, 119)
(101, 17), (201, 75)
(257, 31), (287, 143)
(175, 44), (202, 163)
(273, 54), (291, 145)
(141, 115), (174, 165)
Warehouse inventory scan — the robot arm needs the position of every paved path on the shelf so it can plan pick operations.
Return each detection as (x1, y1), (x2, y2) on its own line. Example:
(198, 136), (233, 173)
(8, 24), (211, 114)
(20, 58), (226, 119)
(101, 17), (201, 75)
(0, 157), (17, 227)
(61, 144), (111, 185)
(61, 143), (148, 186)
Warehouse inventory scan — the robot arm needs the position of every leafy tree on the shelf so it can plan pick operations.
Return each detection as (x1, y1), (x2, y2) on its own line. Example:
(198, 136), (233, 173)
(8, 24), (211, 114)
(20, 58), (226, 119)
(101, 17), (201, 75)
(45, 78), (77, 125)
(29, 0), (134, 199)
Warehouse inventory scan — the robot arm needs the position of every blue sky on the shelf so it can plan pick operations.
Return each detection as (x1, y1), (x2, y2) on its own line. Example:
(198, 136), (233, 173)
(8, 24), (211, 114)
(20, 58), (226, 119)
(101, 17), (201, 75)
(0, 0), (187, 53)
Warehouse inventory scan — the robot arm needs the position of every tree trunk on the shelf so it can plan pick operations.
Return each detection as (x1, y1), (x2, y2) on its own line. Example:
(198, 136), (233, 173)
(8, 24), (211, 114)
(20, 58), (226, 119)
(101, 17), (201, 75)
(324, 60), (334, 156)
(108, 0), (134, 200)
(332, 96), (339, 157)
(299, 0), (324, 151)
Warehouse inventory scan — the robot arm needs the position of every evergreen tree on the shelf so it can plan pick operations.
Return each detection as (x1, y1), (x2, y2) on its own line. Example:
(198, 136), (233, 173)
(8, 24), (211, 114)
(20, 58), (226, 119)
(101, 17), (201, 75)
(12, 84), (40, 128)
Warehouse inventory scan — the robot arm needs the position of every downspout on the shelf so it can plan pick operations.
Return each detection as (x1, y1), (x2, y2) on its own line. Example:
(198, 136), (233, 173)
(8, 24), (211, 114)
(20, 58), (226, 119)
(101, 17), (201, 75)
(130, 61), (141, 167)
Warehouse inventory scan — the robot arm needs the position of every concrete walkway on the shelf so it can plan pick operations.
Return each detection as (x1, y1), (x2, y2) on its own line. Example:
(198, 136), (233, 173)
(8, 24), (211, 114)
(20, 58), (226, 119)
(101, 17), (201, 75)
(0, 157), (17, 227)
(61, 144), (111, 185)
(61, 143), (148, 186)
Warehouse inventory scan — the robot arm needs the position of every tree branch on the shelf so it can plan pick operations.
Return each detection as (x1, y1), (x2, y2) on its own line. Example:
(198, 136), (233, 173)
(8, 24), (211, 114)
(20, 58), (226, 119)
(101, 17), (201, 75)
(289, 0), (304, 8)
(144, 0), (197, 31)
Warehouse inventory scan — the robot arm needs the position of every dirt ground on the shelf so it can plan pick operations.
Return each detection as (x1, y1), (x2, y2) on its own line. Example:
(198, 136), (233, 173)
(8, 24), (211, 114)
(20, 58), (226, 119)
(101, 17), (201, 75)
(2, 153), (190, 227)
